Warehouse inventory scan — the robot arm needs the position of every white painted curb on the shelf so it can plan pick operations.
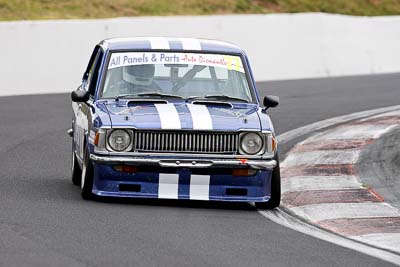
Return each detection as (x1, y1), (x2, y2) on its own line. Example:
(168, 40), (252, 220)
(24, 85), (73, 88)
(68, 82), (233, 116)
(258, 106), (400, 265)
(1, 13), (400, 96)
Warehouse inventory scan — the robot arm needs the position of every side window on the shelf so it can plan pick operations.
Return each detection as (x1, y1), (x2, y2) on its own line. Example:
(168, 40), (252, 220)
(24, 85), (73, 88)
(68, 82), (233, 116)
(84, 47), (103, 96)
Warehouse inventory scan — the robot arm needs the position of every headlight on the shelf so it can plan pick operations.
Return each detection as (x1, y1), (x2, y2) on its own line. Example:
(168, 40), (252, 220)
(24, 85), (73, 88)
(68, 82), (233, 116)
(108, 129), (132, 151)
(240, 133), (263, 155)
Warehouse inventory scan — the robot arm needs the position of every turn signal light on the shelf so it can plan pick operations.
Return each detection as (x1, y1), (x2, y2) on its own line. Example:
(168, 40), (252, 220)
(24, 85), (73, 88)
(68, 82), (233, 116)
(265, 134), (277, 153)
(232, 168), (257, 176)
(94, 132), (100, 146)
(114, 165), (137, 173)
(271, 136), (277, 152)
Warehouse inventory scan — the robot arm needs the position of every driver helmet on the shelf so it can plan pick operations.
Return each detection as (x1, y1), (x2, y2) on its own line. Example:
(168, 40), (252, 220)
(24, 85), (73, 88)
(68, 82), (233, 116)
(122, 64), (155, 86)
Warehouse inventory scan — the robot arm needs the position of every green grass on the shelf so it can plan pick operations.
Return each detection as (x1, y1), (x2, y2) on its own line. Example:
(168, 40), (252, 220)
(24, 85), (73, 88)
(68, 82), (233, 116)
(1, 0), (400, 21)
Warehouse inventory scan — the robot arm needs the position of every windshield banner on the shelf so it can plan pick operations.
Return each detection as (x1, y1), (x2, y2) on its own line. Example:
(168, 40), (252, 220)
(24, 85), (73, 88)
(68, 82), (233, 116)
(108, 52), (245, 73)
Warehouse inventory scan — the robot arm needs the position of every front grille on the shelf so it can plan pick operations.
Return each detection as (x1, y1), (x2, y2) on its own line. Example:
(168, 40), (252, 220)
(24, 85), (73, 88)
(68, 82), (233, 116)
(133, 131), (239, 154)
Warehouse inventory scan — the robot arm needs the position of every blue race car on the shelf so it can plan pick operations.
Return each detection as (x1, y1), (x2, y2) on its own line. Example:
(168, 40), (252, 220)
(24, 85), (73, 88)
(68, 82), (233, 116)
(69, 37), (280, 209)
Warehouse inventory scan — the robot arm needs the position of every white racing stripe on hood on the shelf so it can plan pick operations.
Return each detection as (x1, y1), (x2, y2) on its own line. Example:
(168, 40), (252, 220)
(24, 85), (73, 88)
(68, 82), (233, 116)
(180, 38), (202, 50)
(148, 37), (170, 50)
(187, 104), (213, 130)
(155, 103), (182, 129)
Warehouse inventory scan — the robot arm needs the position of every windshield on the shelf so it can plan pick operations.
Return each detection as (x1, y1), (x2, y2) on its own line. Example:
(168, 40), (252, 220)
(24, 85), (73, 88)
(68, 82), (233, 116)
(101, 52), (254, 102)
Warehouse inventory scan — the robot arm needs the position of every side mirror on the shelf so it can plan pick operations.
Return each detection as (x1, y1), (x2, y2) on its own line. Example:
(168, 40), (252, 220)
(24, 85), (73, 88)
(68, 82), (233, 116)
(71, 90), (90, 102)
(263, 95), (279, 109)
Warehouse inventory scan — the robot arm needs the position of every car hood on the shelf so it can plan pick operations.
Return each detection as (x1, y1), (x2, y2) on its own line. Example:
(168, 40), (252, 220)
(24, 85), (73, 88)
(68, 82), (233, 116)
(103, 101), (264, 131)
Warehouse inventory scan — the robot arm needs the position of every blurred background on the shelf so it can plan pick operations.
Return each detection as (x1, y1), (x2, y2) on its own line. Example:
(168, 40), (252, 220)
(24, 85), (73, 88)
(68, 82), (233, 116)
(1, 0), (400, 97)
(2, 0), (400, 20)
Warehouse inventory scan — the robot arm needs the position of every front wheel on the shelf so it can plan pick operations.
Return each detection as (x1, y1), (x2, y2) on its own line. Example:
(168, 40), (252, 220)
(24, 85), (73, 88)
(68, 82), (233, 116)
(81, 147), (94, 200)
(255, 155), (281, 209)
(71, 141), (82, 186)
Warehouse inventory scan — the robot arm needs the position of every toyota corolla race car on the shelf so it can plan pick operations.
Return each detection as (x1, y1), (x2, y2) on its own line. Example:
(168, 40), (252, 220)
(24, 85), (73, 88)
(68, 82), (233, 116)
(69, 37), (281, 209)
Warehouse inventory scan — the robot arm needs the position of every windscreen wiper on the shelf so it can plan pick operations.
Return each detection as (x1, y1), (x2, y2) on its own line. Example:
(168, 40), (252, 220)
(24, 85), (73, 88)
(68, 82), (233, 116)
(114, 94), (140, 101)
(187, 95), (249, 103)
(114, 92), (183, 101)
(137, 92), (184, 99)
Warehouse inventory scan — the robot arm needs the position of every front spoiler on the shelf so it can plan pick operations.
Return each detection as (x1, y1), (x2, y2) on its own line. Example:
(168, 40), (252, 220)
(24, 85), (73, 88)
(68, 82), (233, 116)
(90, 154), (277, 170)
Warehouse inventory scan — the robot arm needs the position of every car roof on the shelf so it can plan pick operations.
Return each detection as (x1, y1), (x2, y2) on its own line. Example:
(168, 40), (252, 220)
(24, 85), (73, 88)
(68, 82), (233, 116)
(99, 37), (244, 54)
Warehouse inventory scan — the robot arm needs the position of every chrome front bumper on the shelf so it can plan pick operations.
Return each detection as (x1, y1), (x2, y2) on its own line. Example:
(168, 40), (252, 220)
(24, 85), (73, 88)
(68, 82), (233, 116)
(89, 154), (277, 170)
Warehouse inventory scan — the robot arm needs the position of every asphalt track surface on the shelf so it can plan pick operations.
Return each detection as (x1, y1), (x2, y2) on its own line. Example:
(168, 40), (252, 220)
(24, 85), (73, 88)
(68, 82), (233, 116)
(0, 73), (399, 267)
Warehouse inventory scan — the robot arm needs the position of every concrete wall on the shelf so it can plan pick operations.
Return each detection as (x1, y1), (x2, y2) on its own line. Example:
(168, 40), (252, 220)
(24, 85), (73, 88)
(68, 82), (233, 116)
(1, 13), (400, 96)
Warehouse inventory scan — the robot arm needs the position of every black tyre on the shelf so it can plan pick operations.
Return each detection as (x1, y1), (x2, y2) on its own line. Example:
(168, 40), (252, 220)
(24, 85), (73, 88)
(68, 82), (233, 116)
(255, 154), (281, 209)
(81, 146), (94, 200)
(71, 141), (82, 186)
